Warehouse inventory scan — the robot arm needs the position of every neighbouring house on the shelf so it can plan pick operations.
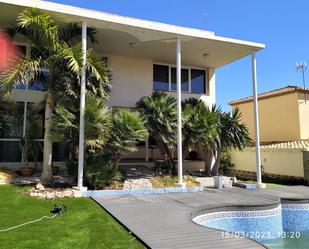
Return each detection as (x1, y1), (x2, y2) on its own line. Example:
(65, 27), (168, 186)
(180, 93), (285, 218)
(0, 0), (264, 174)
(230, 86), (309, 183)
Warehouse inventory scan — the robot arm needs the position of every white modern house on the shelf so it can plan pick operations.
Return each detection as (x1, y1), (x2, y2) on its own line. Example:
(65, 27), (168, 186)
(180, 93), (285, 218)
(0, 0), (265, 187)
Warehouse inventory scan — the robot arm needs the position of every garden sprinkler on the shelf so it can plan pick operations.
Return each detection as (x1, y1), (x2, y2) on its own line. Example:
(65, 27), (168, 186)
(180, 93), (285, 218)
(0, 204), (67, 232)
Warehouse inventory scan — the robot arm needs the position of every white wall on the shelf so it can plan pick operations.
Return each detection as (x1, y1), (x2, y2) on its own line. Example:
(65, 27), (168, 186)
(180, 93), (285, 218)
(108, 55), (216, 108)
(108, 55), (153, 108)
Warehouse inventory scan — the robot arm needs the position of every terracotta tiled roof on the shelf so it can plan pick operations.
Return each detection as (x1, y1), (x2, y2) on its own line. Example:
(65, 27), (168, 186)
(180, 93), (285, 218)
(250, 140), (309, 150)
(229, 85), (309, 105)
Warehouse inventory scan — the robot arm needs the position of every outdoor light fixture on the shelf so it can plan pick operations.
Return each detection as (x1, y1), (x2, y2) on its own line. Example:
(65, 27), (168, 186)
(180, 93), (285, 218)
(203, 53), (209, 58)
(129, 42), (136, 48)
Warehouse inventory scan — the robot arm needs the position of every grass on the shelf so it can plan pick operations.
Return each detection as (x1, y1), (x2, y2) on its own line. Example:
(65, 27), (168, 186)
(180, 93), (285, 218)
(241, 180), (286, 189)
(151, 175), (200, 188)
(0, 185), (145, 249)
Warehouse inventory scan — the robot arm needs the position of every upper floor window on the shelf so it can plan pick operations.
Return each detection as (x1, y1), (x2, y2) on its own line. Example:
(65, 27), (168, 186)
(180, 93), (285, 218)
(153, 64), (169, 91)
(153, 64), (206, 94)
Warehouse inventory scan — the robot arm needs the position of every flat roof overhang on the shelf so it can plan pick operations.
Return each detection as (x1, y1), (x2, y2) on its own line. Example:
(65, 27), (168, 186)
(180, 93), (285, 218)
(0, 0), (265, 68)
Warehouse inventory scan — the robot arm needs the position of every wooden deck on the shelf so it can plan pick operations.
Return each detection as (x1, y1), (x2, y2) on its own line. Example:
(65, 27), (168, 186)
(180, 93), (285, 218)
(93, 186), (309, 249)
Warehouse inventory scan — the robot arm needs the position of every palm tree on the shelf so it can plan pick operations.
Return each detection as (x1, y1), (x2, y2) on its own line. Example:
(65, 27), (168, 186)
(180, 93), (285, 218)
(136, 91), (177, 163)
(210, 108), (252, 176)
(0, 8), (109, 183)
(182, 101), (220, 175)
(108, 110), (148, 170)
(50, 95), (112, 156)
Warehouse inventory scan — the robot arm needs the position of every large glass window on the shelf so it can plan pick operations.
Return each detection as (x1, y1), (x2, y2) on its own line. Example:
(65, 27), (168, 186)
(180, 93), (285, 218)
(0, 100), (71, 162)
(27, 103), (44, 139)
(153, 64), (206, 94)
(171, 68), (189, 92)
(0, 101), (24, 138)
(191, 69), (206, 94)
(153, 64), (169, 91)
(0, 101), (24, 162)
(53, 142), (70, 162)
(0, 141), (22, 162)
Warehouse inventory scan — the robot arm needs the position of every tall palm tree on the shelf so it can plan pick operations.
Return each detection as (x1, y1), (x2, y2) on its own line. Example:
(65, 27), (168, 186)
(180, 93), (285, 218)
(137, 91), (177, 162)
(0, 8), (109, 183)
(210, 108), (252, 176)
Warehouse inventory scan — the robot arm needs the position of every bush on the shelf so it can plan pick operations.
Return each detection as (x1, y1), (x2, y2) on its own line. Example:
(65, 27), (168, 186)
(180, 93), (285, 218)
(84, 157), (122, 189)
(66, 159), (78, 182)
(153, 160), (176, 176)
(219, 150), (234, 174)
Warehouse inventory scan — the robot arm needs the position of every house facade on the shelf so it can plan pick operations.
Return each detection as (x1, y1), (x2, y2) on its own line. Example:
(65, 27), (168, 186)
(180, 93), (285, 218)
(230, 86), (309, 183)
(0, 0), (264, 178)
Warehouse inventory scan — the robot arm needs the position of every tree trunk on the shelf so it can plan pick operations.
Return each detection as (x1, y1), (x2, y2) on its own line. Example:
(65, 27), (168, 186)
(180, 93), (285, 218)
(211, 150), (221, 176)
(183, 145), (190, 160)
(204, 149), (213, 176)
(162, 142), (174, 162)
(157, 141), (168, 160)
(41, 92), (54, 184)
(113, 154), (122, 171)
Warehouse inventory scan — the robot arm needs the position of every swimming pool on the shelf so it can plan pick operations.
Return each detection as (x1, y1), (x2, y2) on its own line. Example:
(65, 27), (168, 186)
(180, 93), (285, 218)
(192, 202), (309, 248)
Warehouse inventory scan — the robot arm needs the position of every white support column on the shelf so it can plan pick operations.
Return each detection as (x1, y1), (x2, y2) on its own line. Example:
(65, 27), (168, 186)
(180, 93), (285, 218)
(251, 52), (265, 189)
(77, 22), (87, 189)
(145, 139), (149, 162)
(176, 38), (185, 188)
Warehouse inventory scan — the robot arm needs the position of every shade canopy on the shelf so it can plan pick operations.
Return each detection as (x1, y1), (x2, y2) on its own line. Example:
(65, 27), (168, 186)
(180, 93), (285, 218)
(0, 0), (265, 68)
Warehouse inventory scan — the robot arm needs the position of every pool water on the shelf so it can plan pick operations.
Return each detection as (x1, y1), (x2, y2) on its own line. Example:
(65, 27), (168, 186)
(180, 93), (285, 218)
(193, 203), (309, 249)
(264, 231), (309, 249)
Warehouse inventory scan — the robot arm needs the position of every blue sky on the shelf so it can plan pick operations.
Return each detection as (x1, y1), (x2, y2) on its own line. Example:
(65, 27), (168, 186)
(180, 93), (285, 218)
(50, 0), (309, 111)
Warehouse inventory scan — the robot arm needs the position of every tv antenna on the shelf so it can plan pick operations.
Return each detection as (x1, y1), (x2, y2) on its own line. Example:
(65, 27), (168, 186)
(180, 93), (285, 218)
(296, 62), (307, 103)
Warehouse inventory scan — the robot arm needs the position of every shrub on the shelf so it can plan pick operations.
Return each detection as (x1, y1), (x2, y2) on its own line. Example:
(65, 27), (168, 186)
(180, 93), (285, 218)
(66, 159), (78, 182)
(84, 158), (122, 189)
(153, 160), (176, 176)
(219, 150), (234, 174)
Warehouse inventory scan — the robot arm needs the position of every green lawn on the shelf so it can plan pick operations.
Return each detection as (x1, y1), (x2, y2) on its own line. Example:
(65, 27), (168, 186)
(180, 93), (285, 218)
(0, 185), (145, 249)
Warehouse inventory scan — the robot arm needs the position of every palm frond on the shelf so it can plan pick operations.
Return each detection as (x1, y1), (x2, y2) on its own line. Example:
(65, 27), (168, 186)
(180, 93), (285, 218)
(109, 110), (148, 155)
(86, 49), (110, 83)
(0, 57), (41, 94)
(59, 23), (98, 44)
(57, 42), (83, 76)
(17, 8), (58, 51)
(84, 96), (112, 152)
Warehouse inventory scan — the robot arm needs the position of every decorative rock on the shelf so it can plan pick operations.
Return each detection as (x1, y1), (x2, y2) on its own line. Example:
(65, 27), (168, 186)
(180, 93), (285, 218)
(26, 187), (77, 199)
(72, 190), (82, 198)
(35, 183), (45, 191)
(30, 191), (40, 197)
(123, 178), (152, 190)
(46, 192), (56, 199)
(0, 170), (15, 185)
